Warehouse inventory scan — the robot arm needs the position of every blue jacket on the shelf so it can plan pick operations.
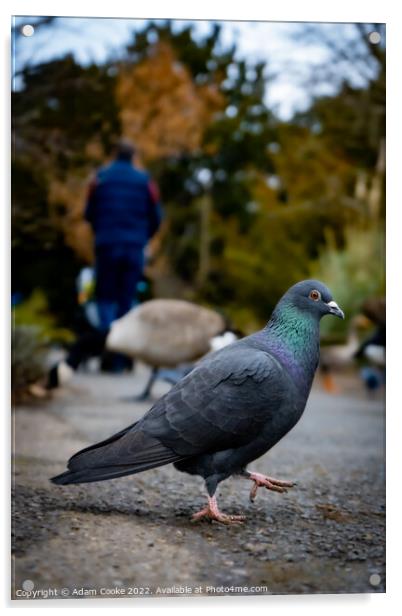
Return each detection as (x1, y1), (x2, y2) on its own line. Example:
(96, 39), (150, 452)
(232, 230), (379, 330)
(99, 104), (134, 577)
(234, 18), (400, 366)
(85, 159), (163, 247)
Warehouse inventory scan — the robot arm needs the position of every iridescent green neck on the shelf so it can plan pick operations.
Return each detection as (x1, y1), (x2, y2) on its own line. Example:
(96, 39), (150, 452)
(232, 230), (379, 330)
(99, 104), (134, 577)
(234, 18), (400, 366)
(264, 300), (320, 387)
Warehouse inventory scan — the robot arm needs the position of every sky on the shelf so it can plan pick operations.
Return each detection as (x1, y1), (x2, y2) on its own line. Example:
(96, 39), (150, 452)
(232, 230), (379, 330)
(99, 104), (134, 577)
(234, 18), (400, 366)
(12, 16), (378, 119)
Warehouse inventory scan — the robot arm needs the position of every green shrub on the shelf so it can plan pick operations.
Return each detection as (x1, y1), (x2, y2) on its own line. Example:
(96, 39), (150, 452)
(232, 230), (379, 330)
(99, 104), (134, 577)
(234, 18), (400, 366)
(13, 289), (74, 344)
(310, 225), (385, 338)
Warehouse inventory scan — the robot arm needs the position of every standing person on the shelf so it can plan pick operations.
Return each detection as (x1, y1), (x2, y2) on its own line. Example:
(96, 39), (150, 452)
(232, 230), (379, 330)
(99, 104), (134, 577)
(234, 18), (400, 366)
(85, 139), (163, 334)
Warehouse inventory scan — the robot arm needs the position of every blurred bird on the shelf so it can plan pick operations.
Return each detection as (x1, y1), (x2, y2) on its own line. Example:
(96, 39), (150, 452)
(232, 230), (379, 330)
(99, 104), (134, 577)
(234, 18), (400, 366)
(47, 299), (231, 399)
(47, 329), (108, 389)
(354, 297), (385, 392)
(52, 280), (344, 524)
(320, 315), (369, 393)
(107, 299), (231, 399)
(359, 366), (385, 391)
(152, 331), (240, 389)
(355, 297), (385, 367)
(355, 327), (385, 367)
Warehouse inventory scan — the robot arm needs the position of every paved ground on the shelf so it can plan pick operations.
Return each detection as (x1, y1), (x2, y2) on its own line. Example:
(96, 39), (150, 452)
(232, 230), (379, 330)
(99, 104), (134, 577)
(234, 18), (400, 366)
(12, 364), (385, 599)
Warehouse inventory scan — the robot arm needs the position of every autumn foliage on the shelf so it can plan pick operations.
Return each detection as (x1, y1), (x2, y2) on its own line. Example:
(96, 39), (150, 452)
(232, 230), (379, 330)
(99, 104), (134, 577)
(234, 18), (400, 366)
(116, 42), (224, 162)
(12, 21), (385, 332)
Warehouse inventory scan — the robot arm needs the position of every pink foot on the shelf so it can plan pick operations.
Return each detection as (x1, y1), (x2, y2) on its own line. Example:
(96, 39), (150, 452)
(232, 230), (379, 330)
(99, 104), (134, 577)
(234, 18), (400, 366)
(192, 495), (246, 525)
(247, 472), (295, 502)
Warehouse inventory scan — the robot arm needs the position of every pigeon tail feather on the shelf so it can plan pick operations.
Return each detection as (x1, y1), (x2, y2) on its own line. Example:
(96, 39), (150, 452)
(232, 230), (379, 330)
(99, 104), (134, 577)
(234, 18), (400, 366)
(51, 426), (183, 485)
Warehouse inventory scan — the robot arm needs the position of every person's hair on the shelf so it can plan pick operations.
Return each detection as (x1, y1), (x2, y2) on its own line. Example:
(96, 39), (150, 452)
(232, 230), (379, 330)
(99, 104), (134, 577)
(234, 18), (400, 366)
(115, 139), (136, 161)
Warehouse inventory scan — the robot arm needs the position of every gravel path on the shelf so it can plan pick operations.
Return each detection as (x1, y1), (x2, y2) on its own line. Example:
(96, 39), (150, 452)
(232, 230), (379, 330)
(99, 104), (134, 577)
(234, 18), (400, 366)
(12, 364), (385, 599)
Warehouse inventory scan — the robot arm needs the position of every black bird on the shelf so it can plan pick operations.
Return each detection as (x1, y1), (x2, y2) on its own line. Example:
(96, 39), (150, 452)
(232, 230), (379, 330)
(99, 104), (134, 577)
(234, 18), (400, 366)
(51, 280), (344, 524)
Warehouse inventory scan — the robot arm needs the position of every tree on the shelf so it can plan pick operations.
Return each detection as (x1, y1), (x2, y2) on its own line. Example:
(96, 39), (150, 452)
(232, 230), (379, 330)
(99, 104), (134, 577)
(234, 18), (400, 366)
(12, 19), (385, 331)
(12, 55), (121, 323)
(116, 41), (224, 161)
(117, 22), (278, 305)
(291, 23), (385, 219)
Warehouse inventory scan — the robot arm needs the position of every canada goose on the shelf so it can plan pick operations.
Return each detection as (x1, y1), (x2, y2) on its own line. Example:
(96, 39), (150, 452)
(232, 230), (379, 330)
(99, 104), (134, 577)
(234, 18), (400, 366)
(47, 329), (108, 389)
(320, 315), (369, 393)
(139, 331), (240, 391)
(354, 297), (385, 392)
(355, 297), (385, 368)
(106, 299), (229, 399)
(355, 326), (386, 367)
(47, 299), (231, 400)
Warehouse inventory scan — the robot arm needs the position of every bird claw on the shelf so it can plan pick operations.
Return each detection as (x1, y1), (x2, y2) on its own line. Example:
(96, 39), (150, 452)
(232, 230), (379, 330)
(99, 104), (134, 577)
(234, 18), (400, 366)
(191, 497), (246, 525)
(248, 472), (296, 502)
(192, 510), (245, 525)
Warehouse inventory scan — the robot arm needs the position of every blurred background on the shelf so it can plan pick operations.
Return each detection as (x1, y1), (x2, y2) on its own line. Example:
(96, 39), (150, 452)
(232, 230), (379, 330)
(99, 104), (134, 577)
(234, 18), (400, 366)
(11, 17), (385, 395)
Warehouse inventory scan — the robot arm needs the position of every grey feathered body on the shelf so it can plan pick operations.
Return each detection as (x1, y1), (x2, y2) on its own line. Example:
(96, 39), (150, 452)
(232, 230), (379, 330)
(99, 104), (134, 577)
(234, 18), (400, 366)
(52, 312), (320, 494)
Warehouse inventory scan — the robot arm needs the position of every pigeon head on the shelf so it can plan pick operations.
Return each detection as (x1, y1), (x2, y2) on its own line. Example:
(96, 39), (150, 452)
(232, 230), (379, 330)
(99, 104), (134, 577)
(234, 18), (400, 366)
(280, 279), (344, 321)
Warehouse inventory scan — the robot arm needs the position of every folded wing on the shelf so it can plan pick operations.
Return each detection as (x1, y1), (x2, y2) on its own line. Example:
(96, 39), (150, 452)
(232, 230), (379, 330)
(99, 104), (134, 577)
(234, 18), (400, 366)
(51, 344), (287, 485)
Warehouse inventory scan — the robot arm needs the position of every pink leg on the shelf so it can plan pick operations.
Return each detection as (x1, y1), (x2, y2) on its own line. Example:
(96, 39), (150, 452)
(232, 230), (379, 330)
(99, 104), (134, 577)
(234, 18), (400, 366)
(192, 495), (246, 525)
(247, 471), (296, 502)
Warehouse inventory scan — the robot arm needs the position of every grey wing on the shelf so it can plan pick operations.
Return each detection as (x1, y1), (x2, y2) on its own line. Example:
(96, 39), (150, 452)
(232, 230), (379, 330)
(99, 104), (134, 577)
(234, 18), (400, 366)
(139, 345), (289, 457)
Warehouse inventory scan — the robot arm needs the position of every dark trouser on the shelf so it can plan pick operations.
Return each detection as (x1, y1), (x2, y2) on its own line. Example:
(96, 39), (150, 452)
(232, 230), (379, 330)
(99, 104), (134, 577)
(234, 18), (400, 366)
(95, 244), (144, 331)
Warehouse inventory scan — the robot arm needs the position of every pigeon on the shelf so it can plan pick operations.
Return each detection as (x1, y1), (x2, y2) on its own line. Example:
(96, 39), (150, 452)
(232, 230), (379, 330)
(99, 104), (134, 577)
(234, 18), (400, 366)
(51, 280), (344, 524)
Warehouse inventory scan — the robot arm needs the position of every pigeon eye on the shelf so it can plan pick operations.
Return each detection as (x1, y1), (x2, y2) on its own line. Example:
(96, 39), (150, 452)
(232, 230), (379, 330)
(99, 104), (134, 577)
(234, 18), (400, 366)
(309, 290), (321, 301)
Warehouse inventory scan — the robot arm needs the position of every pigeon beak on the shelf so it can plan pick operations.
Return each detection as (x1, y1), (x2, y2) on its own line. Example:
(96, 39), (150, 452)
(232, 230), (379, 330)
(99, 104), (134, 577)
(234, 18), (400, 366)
(327, 300), (345, 319)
